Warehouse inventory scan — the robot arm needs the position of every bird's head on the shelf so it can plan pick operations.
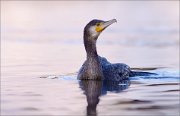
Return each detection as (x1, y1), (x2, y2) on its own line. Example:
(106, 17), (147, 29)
(84, 19), (117, 40)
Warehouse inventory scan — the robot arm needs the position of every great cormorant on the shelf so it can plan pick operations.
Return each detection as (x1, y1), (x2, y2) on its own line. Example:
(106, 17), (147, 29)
(78, 19), (155, 81)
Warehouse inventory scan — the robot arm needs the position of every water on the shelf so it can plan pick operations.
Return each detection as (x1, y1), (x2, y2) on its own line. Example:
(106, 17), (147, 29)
(1, 1), (179, 116)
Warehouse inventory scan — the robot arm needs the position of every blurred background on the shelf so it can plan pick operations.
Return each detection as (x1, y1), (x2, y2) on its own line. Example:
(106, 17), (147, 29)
(1, 1), (179, 115)
(1, 1), (179, 76)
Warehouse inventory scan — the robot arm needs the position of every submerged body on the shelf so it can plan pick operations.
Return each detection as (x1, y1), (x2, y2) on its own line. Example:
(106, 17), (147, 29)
(78, 56), (130, 81)
(78, 19), (155, 81)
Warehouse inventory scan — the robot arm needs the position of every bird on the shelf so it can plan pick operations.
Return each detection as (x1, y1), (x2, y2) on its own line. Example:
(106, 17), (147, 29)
(77, 19), (156, 81)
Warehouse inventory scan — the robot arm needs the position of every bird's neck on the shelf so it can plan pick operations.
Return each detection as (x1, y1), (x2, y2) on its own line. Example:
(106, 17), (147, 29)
(83, 35), (104, 79)
(84, 37), (98, 58)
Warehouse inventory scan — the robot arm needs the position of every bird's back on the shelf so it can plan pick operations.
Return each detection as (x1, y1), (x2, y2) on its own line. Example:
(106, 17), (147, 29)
(99, 56), (131, 81)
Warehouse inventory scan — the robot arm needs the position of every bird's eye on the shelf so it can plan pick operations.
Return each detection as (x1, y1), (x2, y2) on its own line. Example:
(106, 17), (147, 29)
(96, 23), (100, 26)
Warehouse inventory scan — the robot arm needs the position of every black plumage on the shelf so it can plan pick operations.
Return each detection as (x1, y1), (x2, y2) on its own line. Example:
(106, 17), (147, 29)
(77, 19), (156, 81)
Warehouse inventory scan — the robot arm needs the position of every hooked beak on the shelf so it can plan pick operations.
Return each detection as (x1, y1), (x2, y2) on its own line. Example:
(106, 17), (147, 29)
(96, 19), (117, 32)
(102, 19), (117, 29)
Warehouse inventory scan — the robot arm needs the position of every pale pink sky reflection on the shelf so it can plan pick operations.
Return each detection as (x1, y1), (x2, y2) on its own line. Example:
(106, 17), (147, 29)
(1, 1), (179, 44)
(1, 1), (179, 75)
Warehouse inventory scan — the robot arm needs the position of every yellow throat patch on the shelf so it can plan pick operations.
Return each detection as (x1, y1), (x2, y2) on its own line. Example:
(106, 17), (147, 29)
(95, 23), (104, 32)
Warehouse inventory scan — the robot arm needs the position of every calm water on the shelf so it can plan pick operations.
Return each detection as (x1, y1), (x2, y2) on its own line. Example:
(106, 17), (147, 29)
(1, 1), (179, 116)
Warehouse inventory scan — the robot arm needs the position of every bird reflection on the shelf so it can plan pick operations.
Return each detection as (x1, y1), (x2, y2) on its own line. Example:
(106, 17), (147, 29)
(79, 79), (130, 116)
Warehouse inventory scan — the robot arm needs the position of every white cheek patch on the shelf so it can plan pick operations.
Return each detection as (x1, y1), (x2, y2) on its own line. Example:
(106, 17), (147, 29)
(89, 26), (99, 37)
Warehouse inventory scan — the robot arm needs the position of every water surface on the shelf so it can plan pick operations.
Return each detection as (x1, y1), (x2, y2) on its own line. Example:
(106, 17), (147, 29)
(1, 1), (179, 116)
